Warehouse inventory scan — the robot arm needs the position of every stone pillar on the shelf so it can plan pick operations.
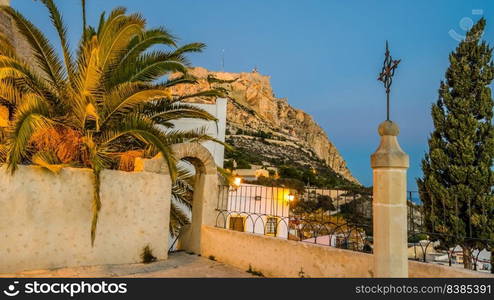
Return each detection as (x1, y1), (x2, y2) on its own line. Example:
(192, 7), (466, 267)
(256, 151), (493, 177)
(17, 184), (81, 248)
(177, 172), (218, 254)
(370, 120), (409, 277)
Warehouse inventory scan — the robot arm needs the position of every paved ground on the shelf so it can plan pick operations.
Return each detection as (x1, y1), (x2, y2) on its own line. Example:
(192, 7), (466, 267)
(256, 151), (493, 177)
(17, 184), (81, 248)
(0, 252), (256, 278)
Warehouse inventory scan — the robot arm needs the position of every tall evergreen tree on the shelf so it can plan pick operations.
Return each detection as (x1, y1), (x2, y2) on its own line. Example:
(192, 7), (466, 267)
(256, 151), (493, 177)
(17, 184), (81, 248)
(417, 18), (494, 270)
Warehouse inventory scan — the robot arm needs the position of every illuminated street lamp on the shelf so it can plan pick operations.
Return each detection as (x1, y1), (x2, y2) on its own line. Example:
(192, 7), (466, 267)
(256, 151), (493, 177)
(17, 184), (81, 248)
(233, 176), (242, 187)
(287, 193), (295, 202)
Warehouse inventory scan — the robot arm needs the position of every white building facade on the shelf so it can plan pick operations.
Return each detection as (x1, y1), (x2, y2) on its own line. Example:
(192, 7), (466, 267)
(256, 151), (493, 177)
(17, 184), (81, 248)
(218, 183), (293, 239)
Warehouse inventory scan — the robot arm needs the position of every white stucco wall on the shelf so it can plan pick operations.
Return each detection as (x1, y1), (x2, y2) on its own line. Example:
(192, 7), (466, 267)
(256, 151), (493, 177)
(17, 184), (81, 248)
(170, 98), (227, 168)
(0, 165), (172, 273)
(201, 226), (494, 278)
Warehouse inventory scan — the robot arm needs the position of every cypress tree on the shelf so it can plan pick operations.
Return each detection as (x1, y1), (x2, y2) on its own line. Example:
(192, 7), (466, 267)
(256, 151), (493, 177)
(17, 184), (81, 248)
(417, 18), (494, 270)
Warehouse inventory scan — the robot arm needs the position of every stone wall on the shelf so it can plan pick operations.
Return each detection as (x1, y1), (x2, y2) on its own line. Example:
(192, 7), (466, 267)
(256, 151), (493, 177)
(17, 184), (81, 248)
(0, 165), (171, 273)
(201, 226), (494, 278)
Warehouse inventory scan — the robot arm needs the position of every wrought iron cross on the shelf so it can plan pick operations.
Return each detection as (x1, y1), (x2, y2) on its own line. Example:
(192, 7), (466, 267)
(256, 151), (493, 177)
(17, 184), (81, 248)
(378, 41), (401, 121)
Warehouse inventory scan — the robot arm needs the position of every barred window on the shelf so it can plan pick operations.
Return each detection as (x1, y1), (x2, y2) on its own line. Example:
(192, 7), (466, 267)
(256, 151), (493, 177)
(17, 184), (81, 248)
(266, 217), (277, 236)
(229, 216), (244, 232)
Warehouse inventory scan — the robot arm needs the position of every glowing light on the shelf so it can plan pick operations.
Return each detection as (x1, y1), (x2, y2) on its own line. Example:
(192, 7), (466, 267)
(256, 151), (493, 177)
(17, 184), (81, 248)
(287, 193), (295, 202)
(233, 176), (242, 187)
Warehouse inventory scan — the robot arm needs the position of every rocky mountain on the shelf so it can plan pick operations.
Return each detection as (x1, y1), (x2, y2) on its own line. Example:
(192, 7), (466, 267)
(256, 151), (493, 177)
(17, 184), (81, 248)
(170, 67), (359, 184)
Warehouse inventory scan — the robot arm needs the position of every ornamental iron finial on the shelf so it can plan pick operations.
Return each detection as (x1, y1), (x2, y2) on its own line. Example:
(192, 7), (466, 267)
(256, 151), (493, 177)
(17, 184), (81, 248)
(378, 41), (401, 121)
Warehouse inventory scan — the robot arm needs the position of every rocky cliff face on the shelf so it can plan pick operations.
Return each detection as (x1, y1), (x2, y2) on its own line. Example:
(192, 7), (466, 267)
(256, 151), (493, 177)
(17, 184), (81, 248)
(170, 67), (358, 184)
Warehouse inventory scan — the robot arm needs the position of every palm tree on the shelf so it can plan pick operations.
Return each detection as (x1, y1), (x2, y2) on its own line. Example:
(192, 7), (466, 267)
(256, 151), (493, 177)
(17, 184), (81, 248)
(0, 0), (227, 245)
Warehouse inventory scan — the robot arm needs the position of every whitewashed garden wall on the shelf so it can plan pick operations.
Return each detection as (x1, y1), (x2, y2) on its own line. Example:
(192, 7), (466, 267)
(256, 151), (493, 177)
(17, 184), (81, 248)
(0, 165), (171, 273)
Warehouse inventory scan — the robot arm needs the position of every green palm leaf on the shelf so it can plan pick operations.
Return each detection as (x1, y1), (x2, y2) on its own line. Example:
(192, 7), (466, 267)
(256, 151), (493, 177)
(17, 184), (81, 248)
(111, 51), (188, 86)
(99, 114), (178, 179)
(117, 27), (177, 68)
(0, 142), (7, 163)
(32, 150), (66, 173)
(0, 6), (67, 92)
(0, 55), (60, 106)
(40, 0), (75, 84)
(101, 83), (171, 126)
(7, 95), (53, 173)
(145, 102), (217, 124)
(172, 89), (225, 102)
(99, 13), (146, 73)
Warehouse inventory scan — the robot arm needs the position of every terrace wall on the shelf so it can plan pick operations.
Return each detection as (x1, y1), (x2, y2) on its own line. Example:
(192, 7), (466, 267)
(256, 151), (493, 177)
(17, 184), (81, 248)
(0, 165), (171, 273)
(201, 226), (494, 278)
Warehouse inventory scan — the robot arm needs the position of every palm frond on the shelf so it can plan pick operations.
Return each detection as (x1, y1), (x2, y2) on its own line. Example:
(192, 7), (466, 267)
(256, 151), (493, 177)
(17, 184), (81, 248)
(101, 83), (170, 126)
(0, 142), (7, 163)
(159, 74), (197, 88)
(7, 95), (53, 173)
(172, 181), (193, 208)
(146, 102), (217, 124)
(173, 42), (206, 55)
(81, 133), (112, 246)
(169, 201), (190, 237)
(130, 56), (187, 83)
(99, 12), (146, 73)
(72, 35), (102, 125)
(81, 0), (87, 41)
(169, 165), (195, 236)
(90, 168), (101, 246)
(0, 33), (17, 58)
(40, 0), (75, 84)
(0, 55), (60, 106)
(110, 51), (188, 86)
(116, 27), (177, 69)
(207, 74), (238, 84)
(163, 126), (233, 151)
(0, 78), (27, 111)
(99, 114), (178, 179)
(97, 7), (126, 39)
(32, 150), (65, 173)
(74, 35), (102, 93)
(172, 89), (225, 102)
(1, 6), (67, 92)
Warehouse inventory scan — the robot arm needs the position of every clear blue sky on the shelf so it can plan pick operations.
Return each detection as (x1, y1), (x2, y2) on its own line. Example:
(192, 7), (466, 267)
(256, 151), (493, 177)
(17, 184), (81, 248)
(12, 0), (494, 189)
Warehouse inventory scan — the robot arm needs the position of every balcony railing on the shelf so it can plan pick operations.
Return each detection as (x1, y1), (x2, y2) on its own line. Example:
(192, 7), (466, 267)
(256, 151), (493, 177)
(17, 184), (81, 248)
(215, 185), (493, 272)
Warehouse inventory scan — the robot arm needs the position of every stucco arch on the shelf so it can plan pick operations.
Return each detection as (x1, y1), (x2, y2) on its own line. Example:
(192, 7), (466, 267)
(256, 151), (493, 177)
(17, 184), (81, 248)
(134, 143), (217, 176)
(171, 143), (219, 254)
(134, 142), (219, 255)
(170, 143), (217, 175)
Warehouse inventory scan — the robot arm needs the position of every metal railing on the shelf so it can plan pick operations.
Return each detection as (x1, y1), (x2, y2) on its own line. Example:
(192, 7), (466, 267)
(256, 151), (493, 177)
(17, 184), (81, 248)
(215, 184), (373, 253)
(215, 185), (493, 272)
(407, 191), (493, 272)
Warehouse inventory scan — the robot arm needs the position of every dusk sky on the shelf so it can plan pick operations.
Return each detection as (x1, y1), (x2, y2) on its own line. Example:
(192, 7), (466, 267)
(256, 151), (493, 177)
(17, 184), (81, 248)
(12, 0), (494, 189)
